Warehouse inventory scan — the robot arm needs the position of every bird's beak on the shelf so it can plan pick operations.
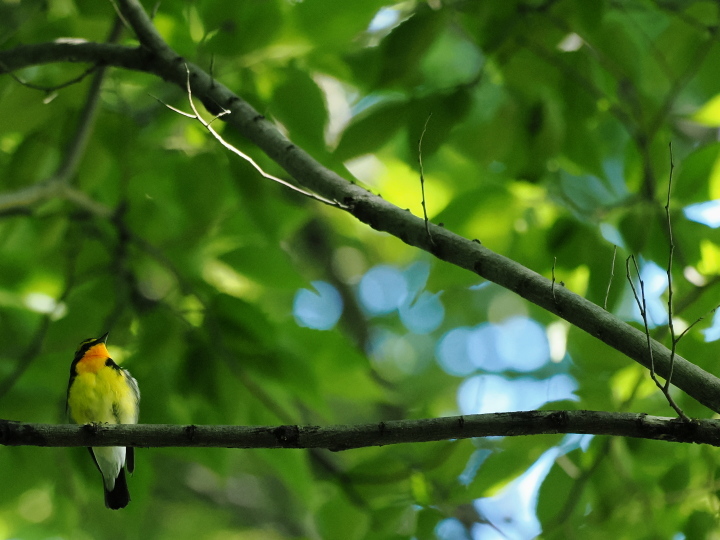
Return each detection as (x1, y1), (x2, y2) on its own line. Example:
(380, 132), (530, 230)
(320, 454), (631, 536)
(99, 332), (109, 344)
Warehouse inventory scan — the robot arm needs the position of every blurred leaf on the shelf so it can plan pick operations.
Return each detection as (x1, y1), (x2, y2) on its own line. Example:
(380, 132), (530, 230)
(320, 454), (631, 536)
(218, 244), (306, 290)
(683, 510), (717, 540)
(270, 65), (328, 155)
(376, 9), (446, 89)
(334, 97), (408, 161)
(659, 462), (690, 493)
(407, 87), (473, 159)
(201, 0), (284, 56)
(315, 489), (371, 540)
(536, 455), (577, 526)
(293, 0), (387, 51)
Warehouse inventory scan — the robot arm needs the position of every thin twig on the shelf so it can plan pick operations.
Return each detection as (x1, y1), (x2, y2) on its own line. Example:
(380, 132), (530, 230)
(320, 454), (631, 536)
(149, 94), (195, 118)
(605, 246), (617, 310)
(664, 142), (677, 392)
(108, 0), (132, 32)
(661, 144), (702, 422)
(626, 255), (688, 420)
(552, 256), (557, 303)
(166, 65), (342, 207)
(677, 304), (720, 342)
(626, 257), (658, 381)
(0, 63), (98, 95)
(418, 113), (433, 244)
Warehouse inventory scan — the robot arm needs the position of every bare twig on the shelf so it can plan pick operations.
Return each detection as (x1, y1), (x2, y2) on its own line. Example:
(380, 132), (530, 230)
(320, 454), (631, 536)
(626, 255), (688, 421)
(605, 245), (617, 310)
(677, 305), (720, 342)
(552, 256), (558, 303)
(625, 258), (656, 385)
(418, 113), (433, 244)
(160, 65), (342, 207)
(664, 143), (677, 391)
(660, 144), (716, 403)
(0, 63), (98, 96)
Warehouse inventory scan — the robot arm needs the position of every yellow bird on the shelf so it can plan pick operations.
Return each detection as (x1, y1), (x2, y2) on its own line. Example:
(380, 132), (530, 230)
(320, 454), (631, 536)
(66, 333), (140, 509)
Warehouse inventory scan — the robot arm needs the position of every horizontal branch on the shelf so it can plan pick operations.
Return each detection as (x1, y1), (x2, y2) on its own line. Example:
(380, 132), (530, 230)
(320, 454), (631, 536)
(3, 411), (720, 450)
(2, 2), (720, 414)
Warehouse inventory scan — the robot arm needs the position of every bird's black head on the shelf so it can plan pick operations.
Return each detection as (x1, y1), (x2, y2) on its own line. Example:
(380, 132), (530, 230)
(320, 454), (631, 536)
(72, 332), (109, 364)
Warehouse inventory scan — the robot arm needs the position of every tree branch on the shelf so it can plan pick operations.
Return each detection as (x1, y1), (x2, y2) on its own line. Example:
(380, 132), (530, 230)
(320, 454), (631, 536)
(2, 411), (720, 449)
(0, 41), (149, 75)
(2, 3), (720, 413)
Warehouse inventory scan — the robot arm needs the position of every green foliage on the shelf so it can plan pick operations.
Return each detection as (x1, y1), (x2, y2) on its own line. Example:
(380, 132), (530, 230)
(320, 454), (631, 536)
(2, 1), (720, 539)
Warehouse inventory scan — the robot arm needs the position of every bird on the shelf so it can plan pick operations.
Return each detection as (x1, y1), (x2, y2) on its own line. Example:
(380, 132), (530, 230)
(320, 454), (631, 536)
(66, 332), (140, 509)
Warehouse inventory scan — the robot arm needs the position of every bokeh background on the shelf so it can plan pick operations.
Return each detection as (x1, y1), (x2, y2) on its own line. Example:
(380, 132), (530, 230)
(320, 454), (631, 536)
(2, 1), (720, 538)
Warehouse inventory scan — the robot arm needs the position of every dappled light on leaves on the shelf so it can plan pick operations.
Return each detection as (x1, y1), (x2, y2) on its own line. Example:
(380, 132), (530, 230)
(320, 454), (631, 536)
(495, 317), (551, 372)
(701, 310), (720, 342)
(436, 327), (476, 376)
(4, 0), (720, 538)
(438, 317), (553, 374)
(684, 200), (720, 228)
(368, 328), (433, 380)
(398, 290), (444, 334)
(17, 488), (53, 523)
(435, 518), (471, 540)
(476, 449), (562, 540)
(368, 7), (401, 35)
(358, 264), (409, 315)
(23, 292), (66, 319)
(292, 280), (343, 330)
(458, 375), (578, 416)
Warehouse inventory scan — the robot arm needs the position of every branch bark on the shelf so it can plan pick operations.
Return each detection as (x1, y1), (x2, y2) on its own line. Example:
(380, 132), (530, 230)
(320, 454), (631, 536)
(3, 411), (720, 450)
(2, 1), (720, 413)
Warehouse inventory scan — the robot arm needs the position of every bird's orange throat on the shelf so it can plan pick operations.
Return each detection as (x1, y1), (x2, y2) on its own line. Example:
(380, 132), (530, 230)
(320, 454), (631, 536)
(76, 343), (111, 374)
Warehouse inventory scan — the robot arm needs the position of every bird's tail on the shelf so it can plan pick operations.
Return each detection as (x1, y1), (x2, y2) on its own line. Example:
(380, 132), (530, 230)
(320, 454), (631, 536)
(104, 468), (130, 510)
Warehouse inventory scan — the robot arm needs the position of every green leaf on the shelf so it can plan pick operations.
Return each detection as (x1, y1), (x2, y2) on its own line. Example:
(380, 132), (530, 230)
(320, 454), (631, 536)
(659, 462), (690, 493)
(270, 65), (328, 155)
(376, 9), (447, 88)
(406, 87), (473, 159)
(200, 0), (284, 56)
(536, 457), (577, 526)
(683, 510), (717, 540)
(315, 489), (371, 540)
(293, 0), (388, 51)
(218, 245), (306, 290)
(334, 97), (408, 161)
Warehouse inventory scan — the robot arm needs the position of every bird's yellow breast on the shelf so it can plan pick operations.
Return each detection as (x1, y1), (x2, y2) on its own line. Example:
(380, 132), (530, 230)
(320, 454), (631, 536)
(67, 365), (137, 425)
